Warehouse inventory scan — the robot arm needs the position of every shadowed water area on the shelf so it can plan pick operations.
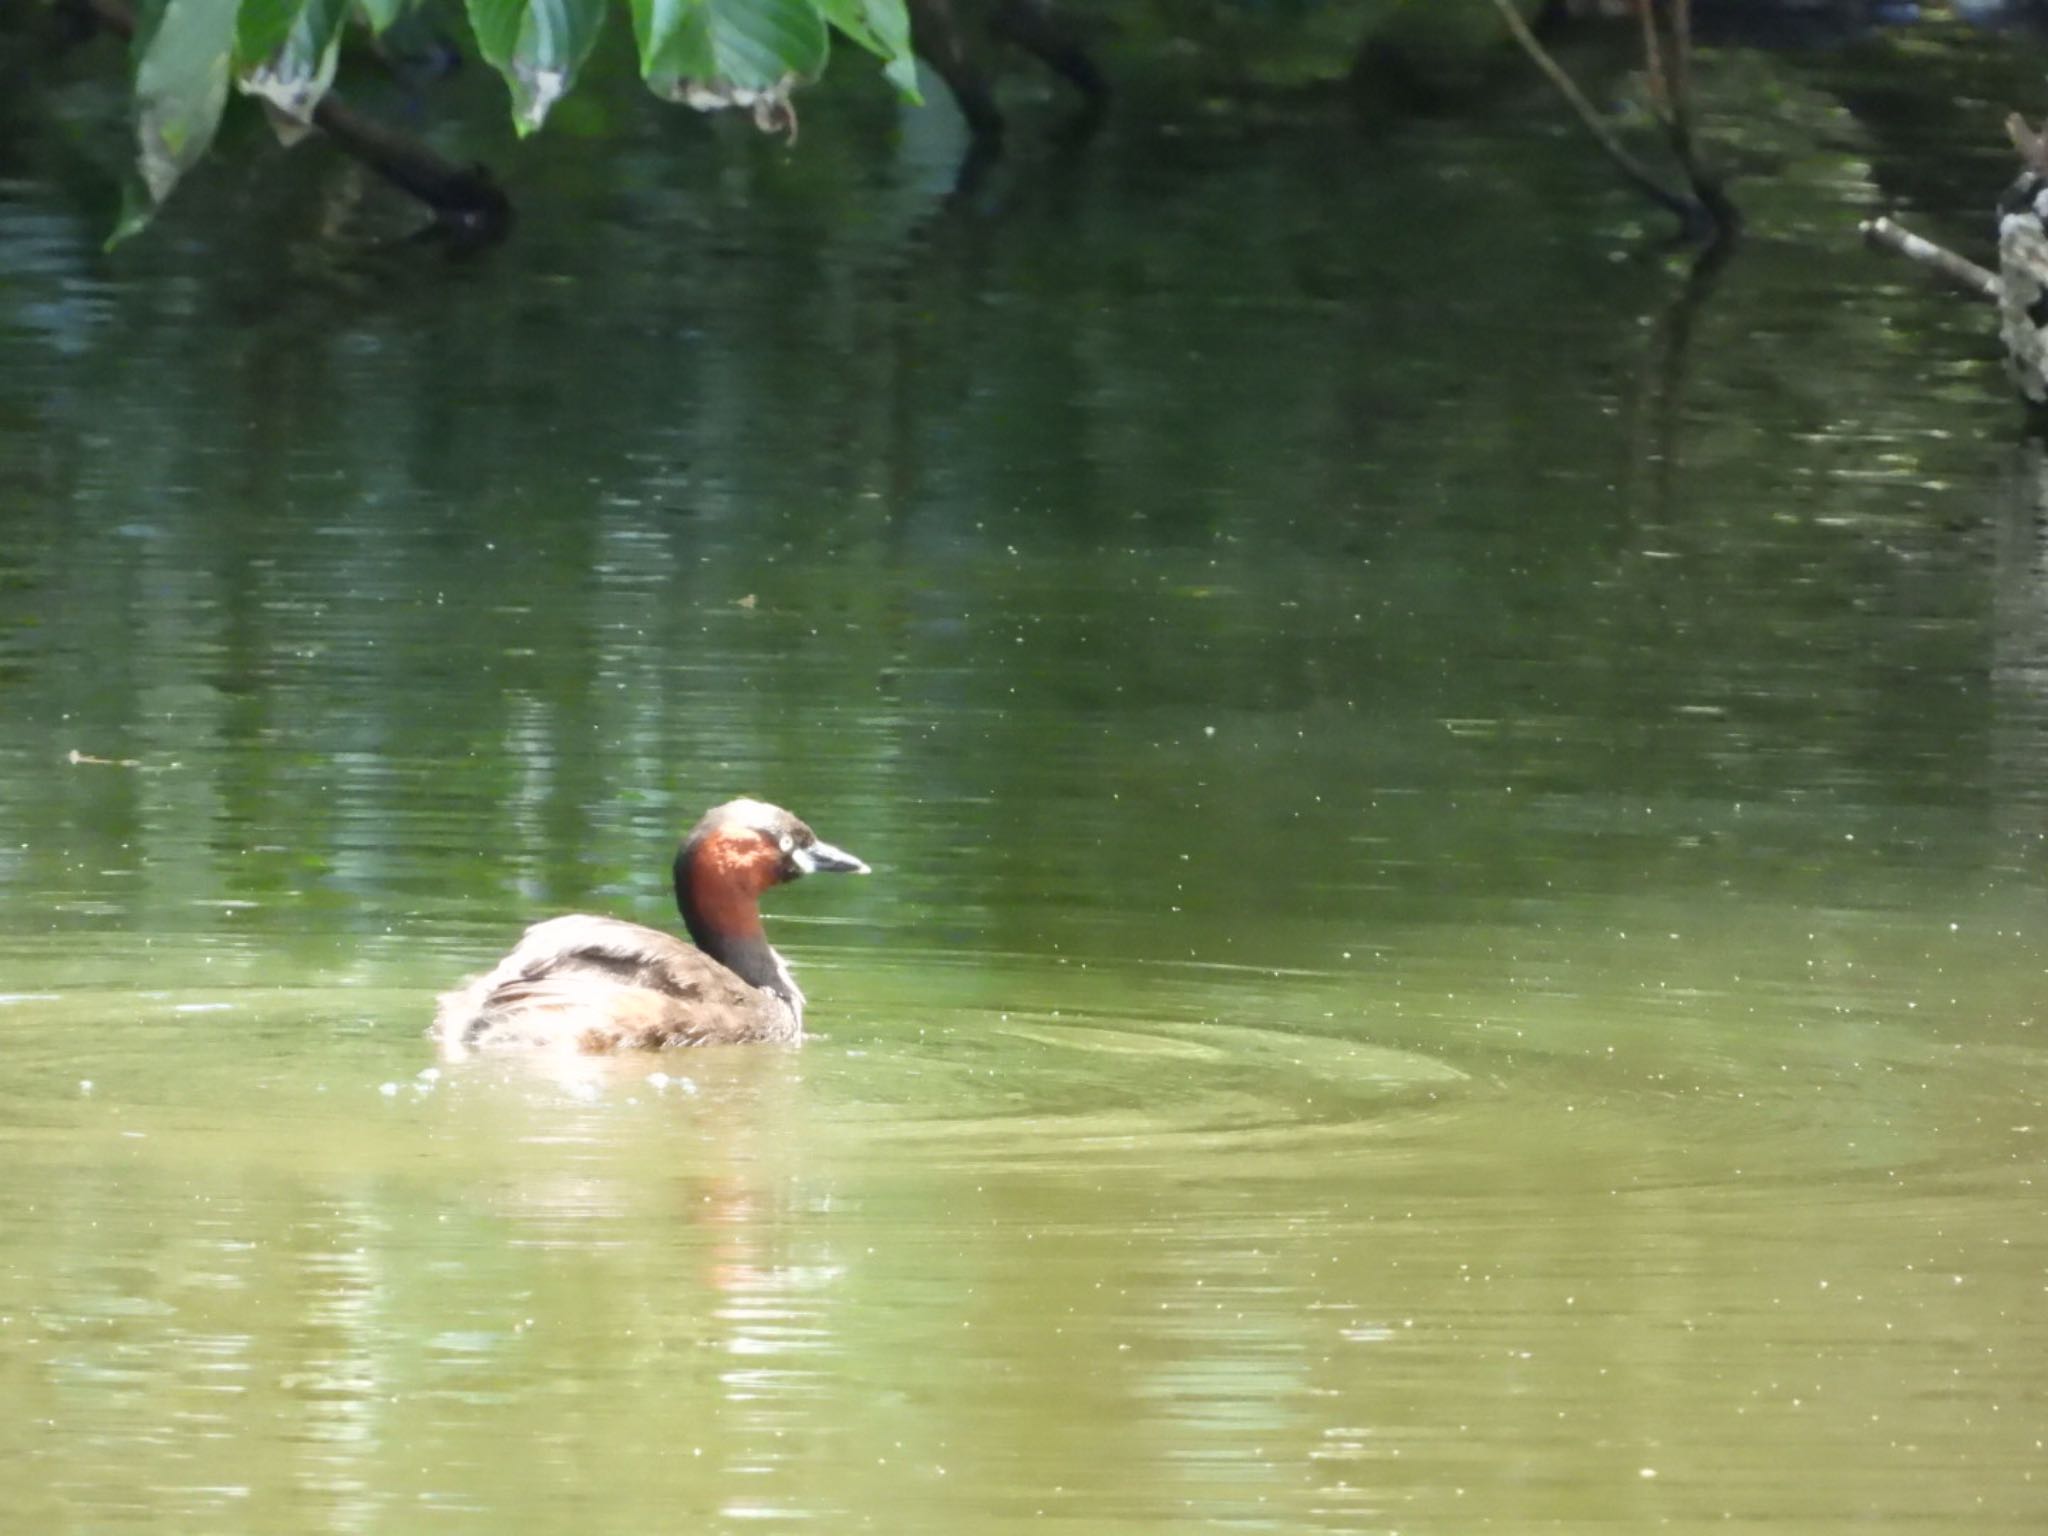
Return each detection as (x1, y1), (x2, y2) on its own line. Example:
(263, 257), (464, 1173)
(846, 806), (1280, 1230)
(3, 36), (2048, 1534)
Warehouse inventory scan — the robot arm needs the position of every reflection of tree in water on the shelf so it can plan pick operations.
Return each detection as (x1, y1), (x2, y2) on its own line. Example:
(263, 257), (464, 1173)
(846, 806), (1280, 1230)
(1991, 440), (2048, 844)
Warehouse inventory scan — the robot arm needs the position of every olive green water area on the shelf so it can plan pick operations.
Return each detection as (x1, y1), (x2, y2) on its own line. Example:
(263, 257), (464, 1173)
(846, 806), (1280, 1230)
(4, 83), (2048, 1533)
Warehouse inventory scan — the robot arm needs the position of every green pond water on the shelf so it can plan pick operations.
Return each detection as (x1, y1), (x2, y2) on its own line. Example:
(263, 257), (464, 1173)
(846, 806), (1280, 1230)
(3, 48), (2047, 1534)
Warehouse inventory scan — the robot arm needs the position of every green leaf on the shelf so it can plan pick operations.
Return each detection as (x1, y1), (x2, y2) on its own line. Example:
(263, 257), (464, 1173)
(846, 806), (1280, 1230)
(628, 0), (699, 78)
(816, 0), (918, 99)
(235, 0), (299, 65)
(354, 0), (412, 33)
(115, 0), (240, 242)
(467, 0), (609, 134)
(630, 0), (828, 98)
(466, 0), (522, 68)
(238, 0), (351, 136)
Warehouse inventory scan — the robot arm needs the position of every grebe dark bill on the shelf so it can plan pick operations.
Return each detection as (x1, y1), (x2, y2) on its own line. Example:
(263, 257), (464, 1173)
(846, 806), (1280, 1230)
(434, 799), (868, 1056)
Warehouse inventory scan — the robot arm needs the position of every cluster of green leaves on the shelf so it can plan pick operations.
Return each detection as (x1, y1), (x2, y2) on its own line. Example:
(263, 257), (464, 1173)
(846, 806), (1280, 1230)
(117, 0), (918, 237)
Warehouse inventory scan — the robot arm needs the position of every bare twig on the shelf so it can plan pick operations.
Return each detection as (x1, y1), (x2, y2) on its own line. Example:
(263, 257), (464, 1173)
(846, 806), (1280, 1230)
(1860, 215), (2000, 303)
(1635, 0), (1668, 118)
(1669, 0), (1697, 149)
(1657, 0), (1737, 235)
(1489, 0), (1700, 225)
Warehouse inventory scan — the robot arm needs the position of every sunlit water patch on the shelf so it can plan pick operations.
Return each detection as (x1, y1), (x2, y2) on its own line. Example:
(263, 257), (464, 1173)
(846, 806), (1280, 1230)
(2, 903), (2044, 1534)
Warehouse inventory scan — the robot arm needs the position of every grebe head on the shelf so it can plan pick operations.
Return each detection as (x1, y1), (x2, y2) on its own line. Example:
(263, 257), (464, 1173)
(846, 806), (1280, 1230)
(673, 799), (868, 1016)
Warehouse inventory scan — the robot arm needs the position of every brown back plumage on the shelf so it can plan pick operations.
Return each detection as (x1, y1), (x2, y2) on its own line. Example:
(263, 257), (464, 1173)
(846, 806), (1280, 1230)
(434, 914), (798, 1055)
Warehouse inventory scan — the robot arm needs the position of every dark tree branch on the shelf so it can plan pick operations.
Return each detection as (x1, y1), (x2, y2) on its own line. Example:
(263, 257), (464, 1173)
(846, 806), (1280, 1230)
(907, 0), (1107, 147)
(1489, 0), (1735, 244)
(1653, 0), (1737, 236)
(82, 0), (512, 244)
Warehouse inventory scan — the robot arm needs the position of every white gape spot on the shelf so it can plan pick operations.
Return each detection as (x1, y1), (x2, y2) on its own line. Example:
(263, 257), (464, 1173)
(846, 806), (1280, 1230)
(790, 842), (818, 874)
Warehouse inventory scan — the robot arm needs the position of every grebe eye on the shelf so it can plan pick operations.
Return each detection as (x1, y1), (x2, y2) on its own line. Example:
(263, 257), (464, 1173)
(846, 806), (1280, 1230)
(778, 833), (794, 853)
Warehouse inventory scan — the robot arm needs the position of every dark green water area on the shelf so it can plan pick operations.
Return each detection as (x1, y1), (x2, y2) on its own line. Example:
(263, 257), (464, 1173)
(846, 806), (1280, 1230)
(2, 22), (2046, 1534)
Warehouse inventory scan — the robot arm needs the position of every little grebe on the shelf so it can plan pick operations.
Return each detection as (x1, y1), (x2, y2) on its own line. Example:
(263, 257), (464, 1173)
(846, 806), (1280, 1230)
(434, 799), (868, 1055)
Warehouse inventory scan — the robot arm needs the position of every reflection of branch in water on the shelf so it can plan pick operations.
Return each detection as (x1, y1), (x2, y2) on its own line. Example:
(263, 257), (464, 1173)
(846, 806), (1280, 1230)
(946, 135), (1004, 208)
(1623, 237), (1734, 523)
(1993, 440), (2048, 679)
(875, 123), (1109, 538)
(1990, 441), (2048, 846)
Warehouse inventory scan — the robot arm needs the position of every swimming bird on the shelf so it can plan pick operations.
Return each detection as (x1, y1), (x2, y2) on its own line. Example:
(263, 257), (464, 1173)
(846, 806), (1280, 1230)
(434, 799), (868, 1055)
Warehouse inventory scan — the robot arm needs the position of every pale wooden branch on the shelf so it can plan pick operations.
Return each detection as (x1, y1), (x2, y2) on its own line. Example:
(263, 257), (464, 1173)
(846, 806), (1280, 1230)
(1635, 0), (1668, 118)
(2008, 112), (2048, 177)
(1860, 215), (2000, 303)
